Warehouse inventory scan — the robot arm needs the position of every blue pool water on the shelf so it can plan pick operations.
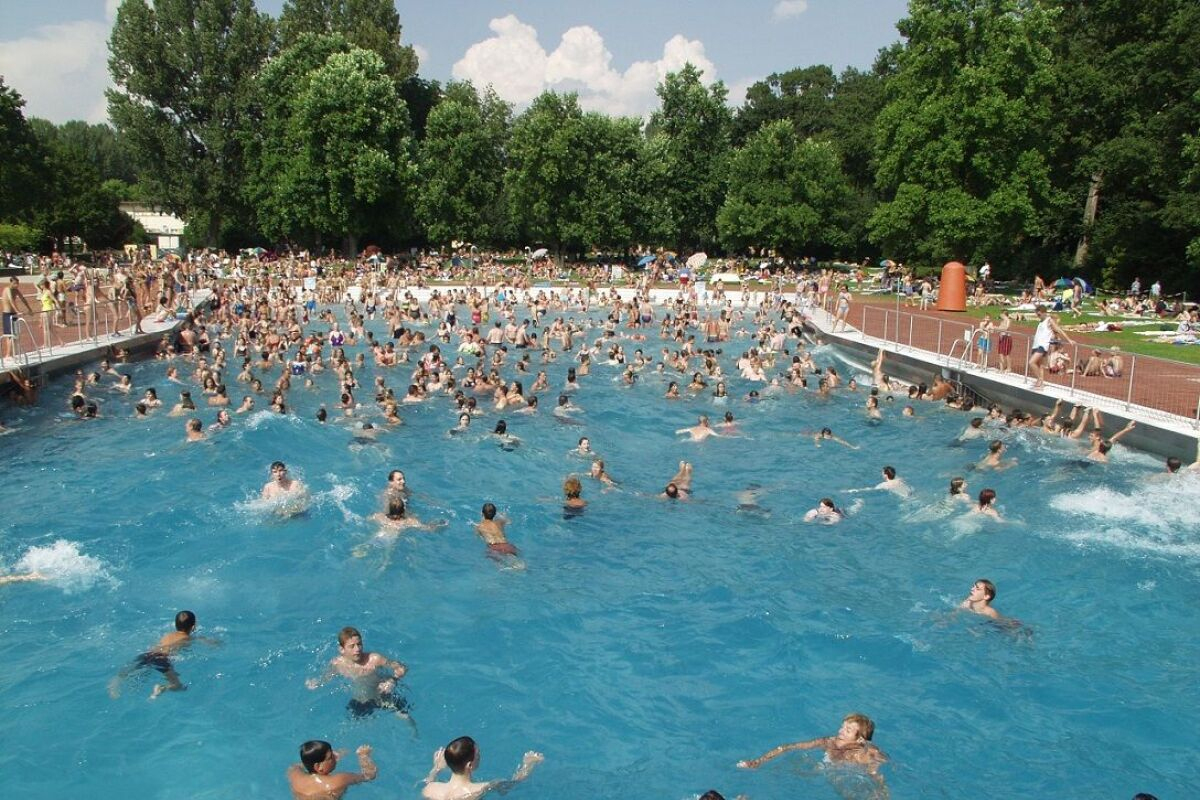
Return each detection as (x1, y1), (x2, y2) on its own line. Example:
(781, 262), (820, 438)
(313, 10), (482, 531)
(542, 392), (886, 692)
(2, 312), (1198, 799)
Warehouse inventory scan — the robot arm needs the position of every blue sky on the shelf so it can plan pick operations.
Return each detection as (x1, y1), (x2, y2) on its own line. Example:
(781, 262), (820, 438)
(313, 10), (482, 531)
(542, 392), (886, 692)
(0, 0), (909, 123)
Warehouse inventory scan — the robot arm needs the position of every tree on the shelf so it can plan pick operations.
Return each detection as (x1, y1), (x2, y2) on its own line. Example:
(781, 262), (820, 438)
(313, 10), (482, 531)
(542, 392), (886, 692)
(243, 41), (415, 252)
(0, 78), (49, 224)
(505, 92), (588, 260)
(280, 0), (418, 85)
(416, 82), (510, 245)
(1046, 0), (1200, 290)
(733, 65), (836, 146)
(717, 121), (853, 257)
(647, 64), (732, 251)
(869, 0), (1062, 266)
(108, 0), (274, 247)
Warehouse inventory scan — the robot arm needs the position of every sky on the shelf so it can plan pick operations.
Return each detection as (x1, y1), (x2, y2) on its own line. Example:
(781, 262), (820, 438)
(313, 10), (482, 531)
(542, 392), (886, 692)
(0, 0), (910, 125)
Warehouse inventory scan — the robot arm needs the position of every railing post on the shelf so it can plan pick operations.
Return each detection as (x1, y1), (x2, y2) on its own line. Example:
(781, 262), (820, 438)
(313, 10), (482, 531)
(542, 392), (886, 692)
(1023, 334), (1031, 381)
(936, 319), (943, 358)
(908, 315), (914, 350)
(1125, 356), (1136, 410)
(860, 305), (866, 334)
(1069, 343), (1078, 397)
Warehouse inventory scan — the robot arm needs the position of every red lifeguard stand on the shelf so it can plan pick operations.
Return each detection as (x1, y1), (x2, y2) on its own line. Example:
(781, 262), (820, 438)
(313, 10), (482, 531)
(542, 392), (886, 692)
(936, 261), (967, 311)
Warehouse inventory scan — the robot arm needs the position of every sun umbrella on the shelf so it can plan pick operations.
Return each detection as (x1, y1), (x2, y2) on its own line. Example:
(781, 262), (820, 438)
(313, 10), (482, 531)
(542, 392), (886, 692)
(531, 247), (549, 259)
(880, 259), (895, 267)
(686, 252), (707, 269)
(1053, 277), (1072, 289)
(1073, 277), (1092, 293)
(637, 255), (656, 267)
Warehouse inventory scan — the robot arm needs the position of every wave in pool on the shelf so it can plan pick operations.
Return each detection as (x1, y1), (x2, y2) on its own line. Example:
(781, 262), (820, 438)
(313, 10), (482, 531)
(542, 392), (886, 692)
(1049, 476), (1200, 557)
(12, 540), (115, 592)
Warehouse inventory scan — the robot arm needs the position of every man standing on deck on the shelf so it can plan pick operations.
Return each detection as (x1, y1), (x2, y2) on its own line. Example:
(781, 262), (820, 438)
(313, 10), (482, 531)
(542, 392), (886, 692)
(1028, 307), (1073, 389)
(1, 276), (35, 363)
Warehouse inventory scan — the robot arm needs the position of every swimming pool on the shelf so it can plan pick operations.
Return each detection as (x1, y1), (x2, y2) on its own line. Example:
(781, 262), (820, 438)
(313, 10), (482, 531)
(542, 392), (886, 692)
(1, 307), (1198, 799)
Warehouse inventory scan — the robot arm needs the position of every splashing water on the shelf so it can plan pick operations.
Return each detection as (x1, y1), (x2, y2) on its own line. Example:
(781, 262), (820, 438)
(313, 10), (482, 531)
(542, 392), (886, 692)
(12, 540), (115, 593)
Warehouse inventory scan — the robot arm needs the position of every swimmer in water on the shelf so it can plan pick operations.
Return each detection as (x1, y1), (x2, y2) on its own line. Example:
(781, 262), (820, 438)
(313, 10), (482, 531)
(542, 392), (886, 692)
(287, 740), (377, 800)
(475, 502), (517, 557)
(978, 439), (1016, 470)
(262, 460), (306, 501)
(737, 712), (888, 780)
(491, 420), (520, 448)
(958, 417), (987, 441)
(0, 571), (46, 586)
(676, 415), (721, 441)
(370, 496), (444, 532)
(669, 460), (694, 496)
(420, 736), (543, 800)
(948, 477), (972, 505)
(563, 476), (587, 512)
(811, 427), (858, 449)
(959, 578), (1001, 619)
(572, 436), (594, 457)
(804, 497), (844, 523)
(972, 488), (1001, 519)
(184, 417), (206, 442)
(851, 465), (910, 497)
(108, 610), (217, 699)
(589, 459), (618, 487)
(306, 626), (411, 720)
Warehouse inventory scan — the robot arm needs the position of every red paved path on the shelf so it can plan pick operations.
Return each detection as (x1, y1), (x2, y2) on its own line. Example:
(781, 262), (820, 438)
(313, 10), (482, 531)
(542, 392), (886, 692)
(843, 297), (1200, 422)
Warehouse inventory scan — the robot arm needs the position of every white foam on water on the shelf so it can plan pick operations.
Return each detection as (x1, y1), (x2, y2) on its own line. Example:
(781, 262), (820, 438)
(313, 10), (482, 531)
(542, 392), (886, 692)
(1048, 476), (1200, 557)
(12, 540), (115, 593)
(313, 478), (361, 522)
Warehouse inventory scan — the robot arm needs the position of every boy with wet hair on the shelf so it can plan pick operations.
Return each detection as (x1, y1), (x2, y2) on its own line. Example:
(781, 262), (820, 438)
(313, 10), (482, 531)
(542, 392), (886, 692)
(421, 735), (543, 800)
(288, 740), (376, 799)
(738, 713), (887, 776)
(960, 579), (1000, 619)
(307, 627), (410, 720)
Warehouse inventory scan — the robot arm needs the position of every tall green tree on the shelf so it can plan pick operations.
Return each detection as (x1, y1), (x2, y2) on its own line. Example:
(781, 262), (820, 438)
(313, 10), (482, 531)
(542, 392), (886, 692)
(29, 120), (137, 250)
(869, 0), (1062, 267)
(279, 0), (418, 85)
(648, 64), (732, 251)
(1046, 0), (1200, 291)
(717, 120), (853, 257)
(108, 0), (274, 247)
(244, 41), (414, 252)
(733, 65), (836, 146)
(505, 92), (588, 260)
(416, 82), (510, 246)
(0, 78), (49, 225)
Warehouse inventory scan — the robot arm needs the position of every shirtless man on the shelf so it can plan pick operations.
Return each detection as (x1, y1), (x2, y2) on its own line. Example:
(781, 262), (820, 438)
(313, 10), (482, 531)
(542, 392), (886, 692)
(959, 579), (1001, 619)
(262, 460), (306, 500)
(307, 627), (409, 718)
(873, 465), (911, 497)
(676, 415), (721, 441)
(1087, 418), (1136, 463)
(287, 741), (377, 800)
(738, 713), (888, 778)
(475, 502), (517, 556)
(978, 439), (1015, 470)
(185, 417), (206, 442)
(421, 736), (543, 800)
(1, 276), (34, 363)
(109, 610), (216, 699)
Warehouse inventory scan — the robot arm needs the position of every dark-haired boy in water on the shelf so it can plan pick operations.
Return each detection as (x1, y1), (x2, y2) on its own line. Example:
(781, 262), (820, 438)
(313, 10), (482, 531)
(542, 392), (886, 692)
(475, 503), (517, 557)
(288, 740), (376, 800)
(422, 735), (543, 800)
(109, 610), (216, 699)
(307, 627), (411, 721)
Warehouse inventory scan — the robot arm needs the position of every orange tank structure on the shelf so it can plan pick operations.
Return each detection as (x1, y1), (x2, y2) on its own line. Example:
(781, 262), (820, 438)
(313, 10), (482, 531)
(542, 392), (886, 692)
(936, 261), (967, 311)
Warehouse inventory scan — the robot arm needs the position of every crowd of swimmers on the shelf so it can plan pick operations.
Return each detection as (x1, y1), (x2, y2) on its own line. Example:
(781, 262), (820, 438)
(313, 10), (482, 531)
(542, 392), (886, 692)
(3, 269), (1187, 800)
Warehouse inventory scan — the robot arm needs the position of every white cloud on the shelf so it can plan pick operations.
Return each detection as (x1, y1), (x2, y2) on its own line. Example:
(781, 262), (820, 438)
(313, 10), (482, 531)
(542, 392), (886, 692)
(773, 0), (809, 20)
(0, 19), (112, 124)
(411, 44), (430, 72)
(725, 76), (761, 109)
(452, 15), (717, 117)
